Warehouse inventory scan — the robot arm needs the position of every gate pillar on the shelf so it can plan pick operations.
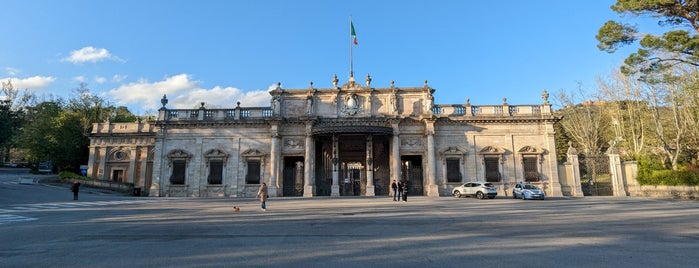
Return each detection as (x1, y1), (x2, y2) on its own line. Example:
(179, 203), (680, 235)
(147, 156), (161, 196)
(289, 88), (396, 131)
(566, 143), (584, 197)
(607, 147), (628, 196)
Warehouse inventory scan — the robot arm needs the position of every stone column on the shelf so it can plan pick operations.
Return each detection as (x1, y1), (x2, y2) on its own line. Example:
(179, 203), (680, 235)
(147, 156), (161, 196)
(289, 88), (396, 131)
(139, 147), (149, 188)
(425, 120), (439, 197)
(365, 135), (375, 196)
(391, 124), (401, 196)
(128, 147), (137, 184)
(268, 126), (280, 197)
(331, 135), (340, 196)
(303, 123), (315, 197)
(98, 147), (108, 180)
(87, 143), (97, 178)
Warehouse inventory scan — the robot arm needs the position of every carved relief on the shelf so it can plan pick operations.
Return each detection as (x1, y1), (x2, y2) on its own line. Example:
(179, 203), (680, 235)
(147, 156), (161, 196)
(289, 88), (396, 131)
(241, 148), (266, 157)
(204, 149), (229, 167)
(109, 148), (130, 161)
(401, 137), (423, 148)
(284, 138), (305, 149)
(342, 93), (361, 115)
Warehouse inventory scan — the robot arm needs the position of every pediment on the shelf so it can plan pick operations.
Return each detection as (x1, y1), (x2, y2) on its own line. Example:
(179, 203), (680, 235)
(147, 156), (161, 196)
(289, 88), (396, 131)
(241, 148), (266, 157)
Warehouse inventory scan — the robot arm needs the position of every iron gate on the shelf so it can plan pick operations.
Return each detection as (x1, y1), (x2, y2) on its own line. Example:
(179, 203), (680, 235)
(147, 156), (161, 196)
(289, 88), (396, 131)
(579, 155), (612, 196)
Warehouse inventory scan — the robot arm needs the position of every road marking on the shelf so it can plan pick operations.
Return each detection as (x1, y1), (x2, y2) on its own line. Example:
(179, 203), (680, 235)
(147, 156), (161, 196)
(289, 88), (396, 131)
(0, 214), (37, 224)
(1, 199), (166, 213)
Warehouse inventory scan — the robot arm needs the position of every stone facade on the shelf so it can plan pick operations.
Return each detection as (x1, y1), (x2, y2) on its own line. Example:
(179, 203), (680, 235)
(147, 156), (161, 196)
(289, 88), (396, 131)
(87, 75), (562, 198)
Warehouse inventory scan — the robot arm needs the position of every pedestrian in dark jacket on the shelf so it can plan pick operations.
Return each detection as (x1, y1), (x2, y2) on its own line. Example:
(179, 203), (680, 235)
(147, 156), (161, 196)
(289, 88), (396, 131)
(72, 182), (81, 200)
(401, 181), (408, 202)
(391, 180), (400, 201)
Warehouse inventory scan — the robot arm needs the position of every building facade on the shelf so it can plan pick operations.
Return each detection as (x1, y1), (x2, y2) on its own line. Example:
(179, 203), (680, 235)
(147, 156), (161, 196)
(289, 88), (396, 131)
(87, 75), (562, 198)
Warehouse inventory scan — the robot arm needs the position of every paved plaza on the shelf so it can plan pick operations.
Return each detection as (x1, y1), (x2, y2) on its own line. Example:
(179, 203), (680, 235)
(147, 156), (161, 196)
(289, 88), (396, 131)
(1, 182), (699, 268)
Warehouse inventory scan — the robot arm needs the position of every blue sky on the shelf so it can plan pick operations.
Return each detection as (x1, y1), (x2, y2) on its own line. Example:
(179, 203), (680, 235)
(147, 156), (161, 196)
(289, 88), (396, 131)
(1, 0), (654, 115)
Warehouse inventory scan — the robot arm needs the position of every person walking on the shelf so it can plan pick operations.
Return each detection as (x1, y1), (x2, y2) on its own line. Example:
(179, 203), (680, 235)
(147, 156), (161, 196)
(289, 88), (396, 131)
(256, 182), (268, 211)
(401, 180), (409, 202)
(71, 182), (81, 200)
(391, 180), (399, 201)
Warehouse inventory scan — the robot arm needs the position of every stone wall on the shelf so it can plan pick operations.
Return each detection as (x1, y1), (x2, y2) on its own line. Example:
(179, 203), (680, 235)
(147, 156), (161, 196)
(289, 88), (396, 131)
(629, 185), (699, 200)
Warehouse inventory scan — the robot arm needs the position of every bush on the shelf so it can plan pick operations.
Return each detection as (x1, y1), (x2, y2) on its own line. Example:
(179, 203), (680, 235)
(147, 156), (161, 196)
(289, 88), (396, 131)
(59, 171), (92, 181)
(636, 169), (699, 186)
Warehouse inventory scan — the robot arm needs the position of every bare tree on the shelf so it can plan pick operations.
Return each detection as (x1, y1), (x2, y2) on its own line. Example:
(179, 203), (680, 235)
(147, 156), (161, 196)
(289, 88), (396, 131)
(556, 85), (609, 155)
(597, 70), (647, 158)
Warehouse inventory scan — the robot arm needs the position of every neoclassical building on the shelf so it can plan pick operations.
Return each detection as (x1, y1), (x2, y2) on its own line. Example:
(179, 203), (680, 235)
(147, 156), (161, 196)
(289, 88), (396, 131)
(87, 74), (562, 198)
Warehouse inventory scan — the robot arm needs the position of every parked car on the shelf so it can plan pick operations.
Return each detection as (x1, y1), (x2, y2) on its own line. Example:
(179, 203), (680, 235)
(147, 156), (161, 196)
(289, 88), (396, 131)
(513, 183), (545, 200)
(452, 182), (497, 199)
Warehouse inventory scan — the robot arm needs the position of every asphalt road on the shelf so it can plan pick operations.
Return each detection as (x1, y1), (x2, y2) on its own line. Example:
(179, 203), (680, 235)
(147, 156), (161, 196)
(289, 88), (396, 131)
(1, 168), (698, 267)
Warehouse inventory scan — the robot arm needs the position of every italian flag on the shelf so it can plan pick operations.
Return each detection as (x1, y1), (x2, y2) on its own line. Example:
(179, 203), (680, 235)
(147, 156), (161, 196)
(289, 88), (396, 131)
(351, 22), (358, 45)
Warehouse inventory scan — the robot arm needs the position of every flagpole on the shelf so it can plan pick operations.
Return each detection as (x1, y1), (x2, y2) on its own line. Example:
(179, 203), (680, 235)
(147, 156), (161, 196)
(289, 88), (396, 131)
(349, 16), (354, 81)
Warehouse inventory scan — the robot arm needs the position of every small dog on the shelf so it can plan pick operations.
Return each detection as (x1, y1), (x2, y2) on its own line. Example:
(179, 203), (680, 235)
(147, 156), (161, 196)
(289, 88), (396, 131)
(233, 206), (240, 213)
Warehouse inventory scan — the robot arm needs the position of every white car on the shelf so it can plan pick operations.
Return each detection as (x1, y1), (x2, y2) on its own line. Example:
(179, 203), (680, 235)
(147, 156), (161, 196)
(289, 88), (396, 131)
(452, 182), (497, 199)
(513, 183), (545, 200)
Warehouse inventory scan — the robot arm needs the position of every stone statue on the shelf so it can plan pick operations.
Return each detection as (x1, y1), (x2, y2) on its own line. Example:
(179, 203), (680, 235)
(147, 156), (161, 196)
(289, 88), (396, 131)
(306, 96), (313, 115)
(389, 93), (397, 114)
(271, 95), (281, 115)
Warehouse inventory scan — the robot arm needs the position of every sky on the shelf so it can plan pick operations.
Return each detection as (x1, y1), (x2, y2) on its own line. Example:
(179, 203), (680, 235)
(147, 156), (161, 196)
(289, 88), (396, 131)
(1, 0), (659, 115)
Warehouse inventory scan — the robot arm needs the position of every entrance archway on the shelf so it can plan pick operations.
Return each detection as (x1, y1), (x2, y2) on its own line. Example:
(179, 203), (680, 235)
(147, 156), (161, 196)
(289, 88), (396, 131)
(401, 155), (424, 196)
(282, 156), (304, 196)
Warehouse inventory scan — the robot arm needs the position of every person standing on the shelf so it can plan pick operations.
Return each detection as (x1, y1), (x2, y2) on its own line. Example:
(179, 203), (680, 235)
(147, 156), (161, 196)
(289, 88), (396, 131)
(391, 180), (399, 201)
(71, 182), (81, 200)
(257, 182), (268, 211)
(401, 180), (409, 202)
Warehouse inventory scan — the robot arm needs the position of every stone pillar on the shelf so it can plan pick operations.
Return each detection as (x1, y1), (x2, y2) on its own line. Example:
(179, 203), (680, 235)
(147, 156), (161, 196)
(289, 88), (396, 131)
(98, 147), (108, 180)
(391, 124), (401, 196)
(566, 148), (584, 197)
(425, 120), (439, 197)
(365, 135), (375, 196)
(150, 130), (167, 197)
(128, 147), (137, 184)
(608, 150), (628, 196)
(331, 135), (340, 196)
(139, 147), (148, 189)
(268, 125), (280, 197)
(303, 123), (315, 197)
(87, 144), (97, 178)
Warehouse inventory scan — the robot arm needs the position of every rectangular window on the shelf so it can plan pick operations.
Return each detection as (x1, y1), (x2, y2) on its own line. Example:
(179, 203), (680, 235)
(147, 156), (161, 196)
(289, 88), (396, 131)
(208, 160), (223, 184)
(246, 160), (261, 184)
(484, 157), (500, 182)
(523, 157), (540, 182)
(170, 160), (186, 185)
(446, 158), (461, 183)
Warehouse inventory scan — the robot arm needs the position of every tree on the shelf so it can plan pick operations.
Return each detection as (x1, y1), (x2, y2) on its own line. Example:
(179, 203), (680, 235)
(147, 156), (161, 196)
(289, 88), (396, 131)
(0, 79), (33, 164)
(112, 106), (138, 123)
(67, 83), (113, 135)
(596, 0), (699, 75)
(555, 86), (610, 156)
(16, 101), (63, 164)
(597, 70), (650, 159)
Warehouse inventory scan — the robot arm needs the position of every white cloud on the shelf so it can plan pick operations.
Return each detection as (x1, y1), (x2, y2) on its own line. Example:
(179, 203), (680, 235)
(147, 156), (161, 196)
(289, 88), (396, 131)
(73, 76), (86, 82)
(112, 74), (126, 83)
(94, 76), (106, 84)
(0, 76), (56, 91)
(62, 46), (124, 64)
(108, 74), (270, 112)
(5, 67), (20, 76)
